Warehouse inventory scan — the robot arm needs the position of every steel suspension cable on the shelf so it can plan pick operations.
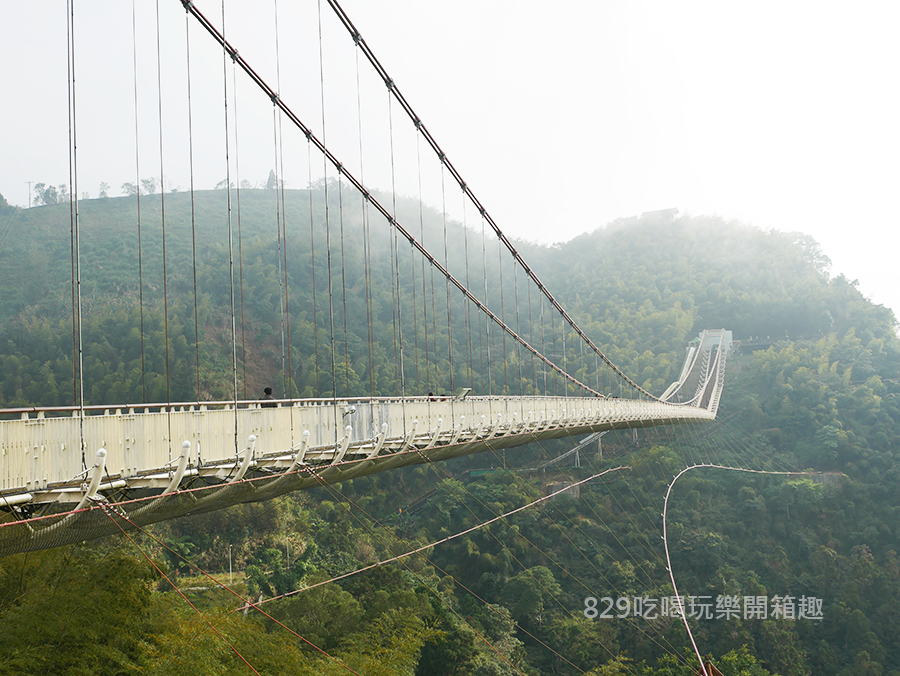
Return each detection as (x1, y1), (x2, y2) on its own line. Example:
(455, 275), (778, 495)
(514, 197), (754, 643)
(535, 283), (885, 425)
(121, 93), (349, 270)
(353, 45), (375, 397)
(364, 242), (375, 400)
(441, 164), (453, 394)
(306, 138), (320, 394)
(590, 442), (674, 563)
(550, 300), (557, 395)
(338, 179), (350, 396)
(103, 507), (366, 675)
(325, 0), (655, 400)
(363, 198), (374, 395)
(462, 193), (474, 389)
(276, 44), (293, 399)
(231, 48), (248, 400)
(277, 465), (639, 671)
(114, 477), (525, 675)
(66, 0), (85, 463)
(317, 0), (339, 427)
(552, 427), (670, 571)
(131, 0), (147, 404)
(219, 0), (239, 453)
(476, 437), (694, 665)
(561, 307), (568, 399)
(155, 0), (178, 462)
(409, 136), (423, 393)
(387, 151), (400, 393)
(579, 324), (585, 394)
(429, 186), (438, 394)
(255, 467), (627, 606)
(481, 215), (492, 395)
(67, 0), (77, 409)
(273, 1), (288, 398)
(410, 236), (421, 392)
(401, 437), (691, 670)
(416, 134), (431, 394)
(179, 0), (600, 396)
(277, 470), (552, 676)
(424, 557), (587, 674)
(540, 294), (547, 394)
(387, 94), (406, 403)
(498, 235), (507, 394)
(155, 0), (171, 416)
(184, 13), (202, 400)
(535, 424), (671, 574)
(513, 259), (523, 394)
(527, 271), (536, 393)
(663, 464), (812, 676)
(430, 219), (441, 392)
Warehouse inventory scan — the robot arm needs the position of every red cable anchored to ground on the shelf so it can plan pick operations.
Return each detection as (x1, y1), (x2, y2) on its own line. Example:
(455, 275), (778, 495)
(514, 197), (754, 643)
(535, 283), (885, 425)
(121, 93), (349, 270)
(101, 503), (367, 676)
(103, 504), (264, 676)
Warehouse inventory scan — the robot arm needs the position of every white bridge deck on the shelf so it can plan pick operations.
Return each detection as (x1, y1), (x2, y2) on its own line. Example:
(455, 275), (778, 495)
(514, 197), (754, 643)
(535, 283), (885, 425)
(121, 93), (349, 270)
(0, 329), (730, 556)
(1, 395), (711, 507)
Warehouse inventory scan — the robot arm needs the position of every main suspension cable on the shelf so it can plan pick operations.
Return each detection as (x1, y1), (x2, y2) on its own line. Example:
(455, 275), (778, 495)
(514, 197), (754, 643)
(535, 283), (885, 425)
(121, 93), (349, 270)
(325, 0), (655, 400)
(180, 0), (600, 396)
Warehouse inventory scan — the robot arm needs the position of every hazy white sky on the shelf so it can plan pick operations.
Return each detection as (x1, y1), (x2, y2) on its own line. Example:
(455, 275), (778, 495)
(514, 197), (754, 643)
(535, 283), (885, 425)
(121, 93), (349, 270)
(2, 1), (899, 318)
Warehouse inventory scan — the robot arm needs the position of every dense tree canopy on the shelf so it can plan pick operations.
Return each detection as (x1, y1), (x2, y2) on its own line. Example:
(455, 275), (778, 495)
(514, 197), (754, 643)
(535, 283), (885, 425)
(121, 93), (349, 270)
(1, 194), (899, 675)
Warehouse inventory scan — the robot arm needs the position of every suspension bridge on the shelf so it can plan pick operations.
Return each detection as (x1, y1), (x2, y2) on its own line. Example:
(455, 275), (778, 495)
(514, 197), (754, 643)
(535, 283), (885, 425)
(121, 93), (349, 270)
(0, 0), (732, 557)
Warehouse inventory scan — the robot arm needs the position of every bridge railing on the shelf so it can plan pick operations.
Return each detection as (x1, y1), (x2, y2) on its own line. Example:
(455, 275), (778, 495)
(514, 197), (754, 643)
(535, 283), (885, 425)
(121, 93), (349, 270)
(0, 395), (713, 497)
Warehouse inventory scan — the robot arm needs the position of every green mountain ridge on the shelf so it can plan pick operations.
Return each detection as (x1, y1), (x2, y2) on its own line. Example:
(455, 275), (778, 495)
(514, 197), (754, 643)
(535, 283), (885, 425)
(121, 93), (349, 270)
(1, 190), (899, 675)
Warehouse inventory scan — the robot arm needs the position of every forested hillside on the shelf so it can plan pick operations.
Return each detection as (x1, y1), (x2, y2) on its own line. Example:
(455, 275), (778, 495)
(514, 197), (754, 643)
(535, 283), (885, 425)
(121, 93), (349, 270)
(1, 191), (899, 675)
(1, 185), (575, 404)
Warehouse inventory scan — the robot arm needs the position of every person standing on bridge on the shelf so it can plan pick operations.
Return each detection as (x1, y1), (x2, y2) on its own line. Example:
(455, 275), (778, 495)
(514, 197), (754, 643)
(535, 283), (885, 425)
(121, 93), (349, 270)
(260, 387), (277, 408)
